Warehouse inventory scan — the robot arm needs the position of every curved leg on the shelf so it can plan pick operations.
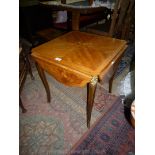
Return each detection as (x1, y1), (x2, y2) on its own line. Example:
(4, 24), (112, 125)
(19, 63), (28, 113)
(25, 55), (34, 80)
(109, 57), (123, 93)
(87, 76), (98, 128)
(35, 62), (51, 102)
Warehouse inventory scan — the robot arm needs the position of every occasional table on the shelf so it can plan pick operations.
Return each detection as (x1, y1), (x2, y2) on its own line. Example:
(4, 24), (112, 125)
(40, 1), (109, 30)
(31, 31), (127, 127)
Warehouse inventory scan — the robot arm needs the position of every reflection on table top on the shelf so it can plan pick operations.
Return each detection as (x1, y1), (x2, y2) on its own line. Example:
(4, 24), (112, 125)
(32, 31), (127, 77)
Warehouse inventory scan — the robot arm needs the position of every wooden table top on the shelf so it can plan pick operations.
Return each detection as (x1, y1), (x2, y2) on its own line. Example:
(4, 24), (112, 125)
(32, 31), (127, 86)
(40, 1), (107, 14)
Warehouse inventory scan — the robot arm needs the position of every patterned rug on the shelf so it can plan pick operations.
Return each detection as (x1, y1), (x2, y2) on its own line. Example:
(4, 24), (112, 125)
(69, 98), (135, 155)
(115, 43), (135, 77)
(20, 71), (118, 155)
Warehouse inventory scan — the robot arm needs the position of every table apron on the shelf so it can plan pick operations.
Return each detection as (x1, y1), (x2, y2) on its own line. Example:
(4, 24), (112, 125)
(34, 58), (92, 87)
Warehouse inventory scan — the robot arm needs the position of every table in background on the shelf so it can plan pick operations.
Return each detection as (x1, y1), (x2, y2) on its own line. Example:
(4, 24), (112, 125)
(40, 1), (110, 30)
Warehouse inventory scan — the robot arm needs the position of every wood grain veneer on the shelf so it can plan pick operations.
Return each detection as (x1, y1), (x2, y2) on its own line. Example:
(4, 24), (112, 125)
(32, 31), (127, 87)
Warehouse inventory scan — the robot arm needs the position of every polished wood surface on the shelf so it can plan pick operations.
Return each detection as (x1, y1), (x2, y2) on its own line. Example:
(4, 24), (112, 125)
(32, 31), (126, 87)
(31, 31), (127, 127)
(35, 57), (91, 87)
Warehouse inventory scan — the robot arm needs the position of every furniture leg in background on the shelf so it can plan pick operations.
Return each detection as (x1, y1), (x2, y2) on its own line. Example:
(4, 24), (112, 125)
(72, 11), (80, 31)
(19, 57), (28, 113)
(109, 58), (122, 93)
(25, 55), (34, 80)
(19, 39), (34, 113)
(35, 63), (51, 103)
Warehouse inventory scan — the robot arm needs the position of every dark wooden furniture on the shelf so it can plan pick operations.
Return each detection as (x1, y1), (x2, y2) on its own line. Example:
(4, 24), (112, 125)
(31, 31), (127, 128)
(36, 28), (67, 42)
(19, 40), (34, 113)
(40, 1), (108, 30)
(86, 0), (135, 40)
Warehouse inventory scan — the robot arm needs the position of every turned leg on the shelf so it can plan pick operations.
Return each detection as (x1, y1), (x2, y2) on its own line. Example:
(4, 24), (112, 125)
(87, 76), (98, 128)
(35, 62), (51, 102)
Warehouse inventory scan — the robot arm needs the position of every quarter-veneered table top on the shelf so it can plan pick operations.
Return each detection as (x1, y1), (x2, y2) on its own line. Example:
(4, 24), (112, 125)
(32, 31), (126, 73)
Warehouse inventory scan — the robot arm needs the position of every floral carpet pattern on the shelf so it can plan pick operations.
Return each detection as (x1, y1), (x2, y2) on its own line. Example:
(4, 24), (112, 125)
(20, 71), (118, 155)
(115, 43), (135, 77)
(70, 98), (135, 155)
(20, 116), (64, 155)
